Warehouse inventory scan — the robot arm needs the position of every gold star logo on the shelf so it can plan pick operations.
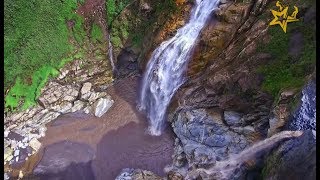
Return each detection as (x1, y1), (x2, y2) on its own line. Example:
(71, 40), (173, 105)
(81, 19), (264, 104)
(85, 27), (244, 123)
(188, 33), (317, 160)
(269, 1), (299, 33)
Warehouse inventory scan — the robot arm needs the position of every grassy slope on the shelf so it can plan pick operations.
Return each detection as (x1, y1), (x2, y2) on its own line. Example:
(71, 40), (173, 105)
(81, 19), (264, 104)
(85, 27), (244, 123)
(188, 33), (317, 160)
(4, 0), (88, 111)
(257, 0), (316, 97)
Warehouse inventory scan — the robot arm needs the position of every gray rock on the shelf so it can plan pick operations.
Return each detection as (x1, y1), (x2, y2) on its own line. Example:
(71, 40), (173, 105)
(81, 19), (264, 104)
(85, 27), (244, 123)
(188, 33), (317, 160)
(220, 0), (227, 4)
(263, 130), (316, 180)
(4, 173), (9, 180)
(81, 82), (92, 95)
(243, 126), (255, 134)
(32, 109), (49, 123)
(4, 130), (9, 138)
(10, 140), (18, 150)
(115, 168), (135, 180)
(40, 111), (61, 124)
(29, 138), (41, 152)
(22, 137), (28, 143)
(39, 126), (47, 137)
(14, 149), (20, 157)
(10, 112), (25, 123)
(141, 3), (151, 11)
(4, 139), (10, 148)
(39, 82), (79, 107)
(172, 109), (248, 168)
(57, 70), (69, 80)
(4, 147), (13, 161)
(51, 101), (73, 114)
(224, 111), (242, 126)
(71, 100), (85, 112)
(312, 130), (316, 138)
(115, 168), (162, 180)
(18, 171), (24, 179)
(17, 141), (23, 148)
(86, 92), (108, 102)
(204, 134), (230, 147)
(92, 97), (114, 117)
(83, 107), (91, 114)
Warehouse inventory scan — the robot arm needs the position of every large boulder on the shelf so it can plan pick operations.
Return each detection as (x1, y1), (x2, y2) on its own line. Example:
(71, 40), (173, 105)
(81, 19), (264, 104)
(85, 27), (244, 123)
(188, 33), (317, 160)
(80, 82), (92, 95)
(92, 97), (114, 117)
(172, 109), (248, 169)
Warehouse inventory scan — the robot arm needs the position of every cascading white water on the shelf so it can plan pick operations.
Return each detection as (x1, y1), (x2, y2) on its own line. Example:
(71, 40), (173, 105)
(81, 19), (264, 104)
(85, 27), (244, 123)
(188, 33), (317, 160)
(138, 0), (220, 136)
(289, 80), (316, 131)
(108, 33), (116, 72)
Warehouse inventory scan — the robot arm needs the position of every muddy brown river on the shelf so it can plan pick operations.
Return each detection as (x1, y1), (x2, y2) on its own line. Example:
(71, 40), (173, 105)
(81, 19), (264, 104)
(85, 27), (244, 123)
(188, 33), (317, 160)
(17, 75), (174, 180)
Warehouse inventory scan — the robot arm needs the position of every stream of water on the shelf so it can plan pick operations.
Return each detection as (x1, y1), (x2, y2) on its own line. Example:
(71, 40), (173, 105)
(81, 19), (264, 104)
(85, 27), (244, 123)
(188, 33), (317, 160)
(108, 33), (116, 72)
(138, 0), (220, 136)
(289, 79), (316, 131)
(187, 131), (303, 179)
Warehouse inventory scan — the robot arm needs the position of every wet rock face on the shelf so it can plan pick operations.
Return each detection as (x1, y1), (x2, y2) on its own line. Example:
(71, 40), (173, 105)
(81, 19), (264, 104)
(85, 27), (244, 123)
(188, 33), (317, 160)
(115, 49), (139, 78)
(267, 89), (296, 137)
(116, 168), (162, 180)
(172, 109), (248, 168)
(263, 130), (316, 180)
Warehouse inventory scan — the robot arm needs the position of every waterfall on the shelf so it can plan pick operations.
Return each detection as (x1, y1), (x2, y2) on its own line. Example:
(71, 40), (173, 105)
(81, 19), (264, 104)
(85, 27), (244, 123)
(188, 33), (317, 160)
(289, 80), (316, 131)
(108, 33), (116, 72)
(138, 0), (220, 136)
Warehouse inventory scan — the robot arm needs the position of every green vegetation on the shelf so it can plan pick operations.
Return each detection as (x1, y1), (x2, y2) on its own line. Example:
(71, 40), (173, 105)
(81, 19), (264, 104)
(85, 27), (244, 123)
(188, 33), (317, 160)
(110, 18), (130, 48)
(91, 23), (104, 43)
(154, 0), (177, 15)
(5, 66), (59, 110)
(106, 0), (132, 49)
(72, 15), (87, 45)
(4, 0), (87, 111)
(5, 51), (84, 111)
(261, 152), (280, 179)
(106, 0), (131, 27)
(129, 0), (177, 48)
(107, 0), (178, 48)
(257, 0), (316, 97)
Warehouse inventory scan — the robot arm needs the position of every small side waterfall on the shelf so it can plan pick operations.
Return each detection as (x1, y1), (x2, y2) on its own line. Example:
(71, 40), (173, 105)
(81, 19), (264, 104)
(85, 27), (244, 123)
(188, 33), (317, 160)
(187, 131), (303, 180)
(108, 33), (116, 72)
(138, 0), (220, 136)
(289, 80), (316, 131)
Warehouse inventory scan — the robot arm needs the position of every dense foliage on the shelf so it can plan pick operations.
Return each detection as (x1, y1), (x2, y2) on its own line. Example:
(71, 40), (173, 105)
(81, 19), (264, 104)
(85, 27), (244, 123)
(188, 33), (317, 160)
(106, 0), (131, 27)
(4, 0), (86, 111)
